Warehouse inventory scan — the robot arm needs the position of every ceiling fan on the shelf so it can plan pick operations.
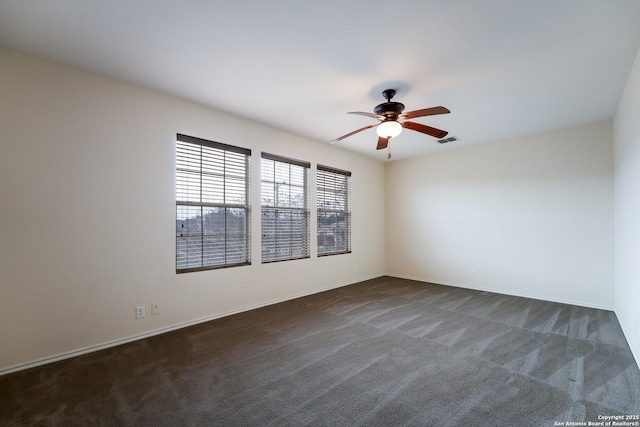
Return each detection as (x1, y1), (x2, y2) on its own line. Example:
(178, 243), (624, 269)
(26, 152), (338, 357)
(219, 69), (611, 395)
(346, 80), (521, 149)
(330, 89), (450, 158)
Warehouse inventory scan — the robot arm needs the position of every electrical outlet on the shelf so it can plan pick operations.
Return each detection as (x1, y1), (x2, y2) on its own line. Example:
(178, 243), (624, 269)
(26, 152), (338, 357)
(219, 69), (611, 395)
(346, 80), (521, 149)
(151, 303), (160, 316)
(136, 305), (145, 319)
(470, 269), (477, 278)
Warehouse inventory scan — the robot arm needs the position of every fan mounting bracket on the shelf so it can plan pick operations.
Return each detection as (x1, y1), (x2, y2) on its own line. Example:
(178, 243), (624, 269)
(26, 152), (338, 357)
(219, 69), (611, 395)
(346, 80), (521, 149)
(382, 89), (396, 102)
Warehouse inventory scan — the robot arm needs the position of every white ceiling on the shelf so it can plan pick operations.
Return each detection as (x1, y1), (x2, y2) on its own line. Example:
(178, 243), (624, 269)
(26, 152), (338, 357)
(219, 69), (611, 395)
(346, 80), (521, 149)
(1, 1), (640, 161)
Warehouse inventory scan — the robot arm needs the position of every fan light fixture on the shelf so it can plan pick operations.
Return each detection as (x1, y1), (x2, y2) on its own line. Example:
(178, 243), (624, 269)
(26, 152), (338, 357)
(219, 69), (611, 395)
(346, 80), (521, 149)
(376, 120), (402, 138)
(329, 88), (451, 154)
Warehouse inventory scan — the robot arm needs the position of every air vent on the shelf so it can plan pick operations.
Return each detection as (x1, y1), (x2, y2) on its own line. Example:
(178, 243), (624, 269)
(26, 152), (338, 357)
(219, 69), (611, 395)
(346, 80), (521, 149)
(437, 136), (459, 144)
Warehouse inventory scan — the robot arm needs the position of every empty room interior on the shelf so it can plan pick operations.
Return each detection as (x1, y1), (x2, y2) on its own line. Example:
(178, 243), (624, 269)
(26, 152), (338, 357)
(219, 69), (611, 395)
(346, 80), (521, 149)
(2, 1), (640, 425)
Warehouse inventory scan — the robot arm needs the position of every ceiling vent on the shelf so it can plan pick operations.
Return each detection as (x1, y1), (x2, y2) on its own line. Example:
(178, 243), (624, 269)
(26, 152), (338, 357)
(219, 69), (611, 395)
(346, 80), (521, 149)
(437, 136), (459, 144)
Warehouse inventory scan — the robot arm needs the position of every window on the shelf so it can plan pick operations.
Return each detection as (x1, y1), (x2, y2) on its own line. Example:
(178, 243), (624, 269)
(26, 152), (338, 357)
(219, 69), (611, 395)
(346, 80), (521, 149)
(261, 153), (310, 262)
(317, 165), (351, 256)
(175, 134), (251, 272)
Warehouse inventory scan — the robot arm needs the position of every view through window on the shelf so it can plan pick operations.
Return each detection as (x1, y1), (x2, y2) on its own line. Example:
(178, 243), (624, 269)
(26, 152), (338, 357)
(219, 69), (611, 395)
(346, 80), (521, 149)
(261, 153), (310, 262)
(175, 134), (251, 272)
(317, 164), (351, 255)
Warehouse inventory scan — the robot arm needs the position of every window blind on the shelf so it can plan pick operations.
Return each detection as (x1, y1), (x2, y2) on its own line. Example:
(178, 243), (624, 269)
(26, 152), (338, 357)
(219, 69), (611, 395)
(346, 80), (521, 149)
(261, 153), (310, 263)
(176, 134), (251, 272)
(317, 164), (351, 256)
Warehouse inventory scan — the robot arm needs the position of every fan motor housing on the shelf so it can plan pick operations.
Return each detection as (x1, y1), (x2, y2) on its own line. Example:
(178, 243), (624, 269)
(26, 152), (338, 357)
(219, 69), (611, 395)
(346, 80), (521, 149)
(374, 101), (405, 116)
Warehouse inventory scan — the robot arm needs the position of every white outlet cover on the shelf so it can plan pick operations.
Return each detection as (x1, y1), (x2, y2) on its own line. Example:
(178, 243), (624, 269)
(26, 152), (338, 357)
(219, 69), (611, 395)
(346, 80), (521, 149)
(136, 306), (145, 319)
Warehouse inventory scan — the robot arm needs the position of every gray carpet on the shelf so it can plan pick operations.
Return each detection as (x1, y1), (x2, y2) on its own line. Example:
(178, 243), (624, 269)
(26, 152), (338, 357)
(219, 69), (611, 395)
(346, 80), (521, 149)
(2, 276), (639, 426)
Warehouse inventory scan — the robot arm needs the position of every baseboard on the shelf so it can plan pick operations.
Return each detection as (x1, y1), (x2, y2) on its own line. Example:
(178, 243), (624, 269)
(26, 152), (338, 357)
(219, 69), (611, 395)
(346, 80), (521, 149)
(387, 273), (615, 311)
(4, 273), (618, 376)
(0, 274), (382, 377)
(616, 313), (640, 370)
(389, 274), (639, 369)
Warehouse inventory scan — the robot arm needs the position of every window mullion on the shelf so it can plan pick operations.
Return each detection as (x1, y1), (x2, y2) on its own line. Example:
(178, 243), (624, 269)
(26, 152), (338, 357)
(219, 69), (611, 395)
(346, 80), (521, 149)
(199, 146), (204, 268)
(223, 151), (226, 265)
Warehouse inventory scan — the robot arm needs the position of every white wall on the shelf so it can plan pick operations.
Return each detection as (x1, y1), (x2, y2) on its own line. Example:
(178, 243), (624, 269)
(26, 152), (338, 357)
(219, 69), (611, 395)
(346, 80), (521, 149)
(3, 41), (636, 374)
(614, 46), (640, 363)
(385, 121), (614, 309)
(0, 46), (386, 373)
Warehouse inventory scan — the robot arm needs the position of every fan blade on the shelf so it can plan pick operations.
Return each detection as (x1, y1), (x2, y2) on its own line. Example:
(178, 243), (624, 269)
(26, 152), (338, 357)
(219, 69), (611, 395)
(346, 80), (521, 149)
(401, 106), (450, 120)
(330, 123), (378, 143)
(403, 121), (448, 139)
(348, 111), (385, 120)
(377, 136), (389, 150)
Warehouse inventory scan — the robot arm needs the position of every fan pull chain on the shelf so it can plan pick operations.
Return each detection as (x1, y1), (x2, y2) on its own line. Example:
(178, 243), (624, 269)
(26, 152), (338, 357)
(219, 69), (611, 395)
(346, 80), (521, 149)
(387, 144), (392, 160)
